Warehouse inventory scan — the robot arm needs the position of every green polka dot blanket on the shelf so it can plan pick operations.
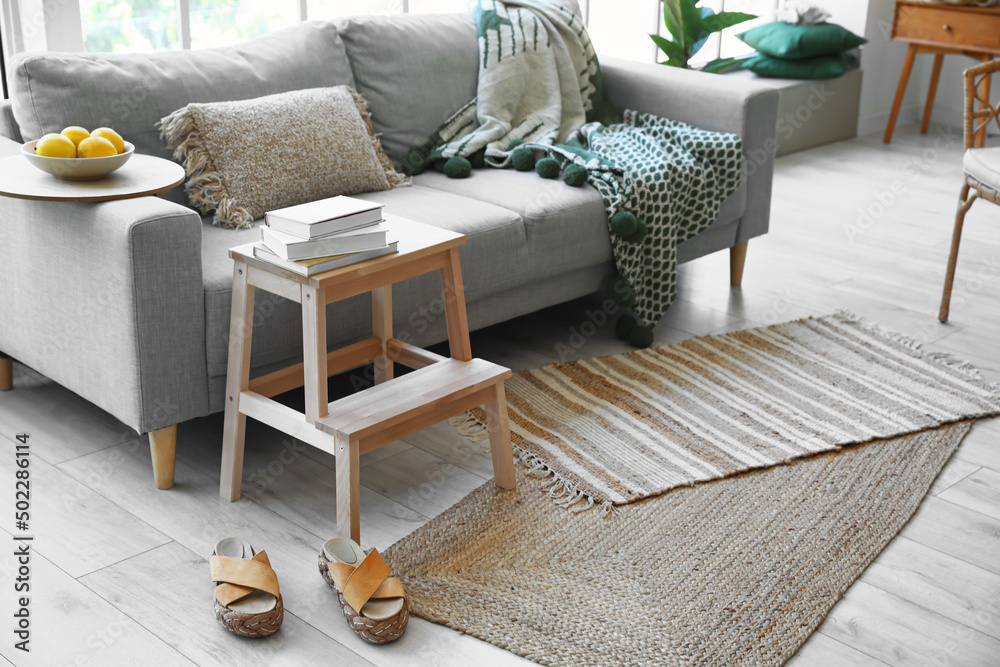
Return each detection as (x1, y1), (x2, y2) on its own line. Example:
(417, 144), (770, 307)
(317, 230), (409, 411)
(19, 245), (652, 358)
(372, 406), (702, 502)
(404, 0), (743, 346)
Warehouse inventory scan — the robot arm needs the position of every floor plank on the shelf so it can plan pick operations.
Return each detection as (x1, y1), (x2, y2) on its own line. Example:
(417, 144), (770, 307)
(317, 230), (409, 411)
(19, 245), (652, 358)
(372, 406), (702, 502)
(927, 456), (981, 497)
(786, 632), (890, 667)
(0, 364), (138, 465)
(899, 496), (1000, 575)
(0, 544), (194, 667)
(359, 446), (488, 519)
(175, 414), (427, 551)
(954, 419), (1000, 472)
(817, 581), (1000, 666)
(0, 439), (169, 577)
(863, 537), (1000, 641)
(56, 439), (528, 666)
(401, 421), (497, 481)
(80, 541), (372, 667)
(938, 468), (1000, 521)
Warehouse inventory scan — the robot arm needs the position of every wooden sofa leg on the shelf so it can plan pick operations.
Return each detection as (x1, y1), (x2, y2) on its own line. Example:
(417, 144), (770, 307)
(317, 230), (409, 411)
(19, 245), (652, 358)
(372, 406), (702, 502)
(0, 356), (11, 391)
(149, 425), (177, 490)
(730, 241), (748, 288)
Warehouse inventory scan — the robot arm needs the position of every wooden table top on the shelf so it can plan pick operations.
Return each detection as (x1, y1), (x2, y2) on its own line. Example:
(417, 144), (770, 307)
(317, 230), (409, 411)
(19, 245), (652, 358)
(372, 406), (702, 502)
(230, 215), (466, 290)
(0, 153), (185, 202)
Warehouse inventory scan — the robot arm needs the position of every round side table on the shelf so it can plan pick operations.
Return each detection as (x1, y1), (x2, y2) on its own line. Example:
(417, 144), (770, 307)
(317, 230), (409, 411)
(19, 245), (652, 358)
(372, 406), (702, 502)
(0, 153), (184, 202)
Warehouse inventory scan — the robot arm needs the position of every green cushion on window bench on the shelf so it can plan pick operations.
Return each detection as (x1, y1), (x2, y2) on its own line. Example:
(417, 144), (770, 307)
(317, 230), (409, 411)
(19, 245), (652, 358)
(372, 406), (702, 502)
(737, 22), (866, 60)
(742, 54), (848, 80)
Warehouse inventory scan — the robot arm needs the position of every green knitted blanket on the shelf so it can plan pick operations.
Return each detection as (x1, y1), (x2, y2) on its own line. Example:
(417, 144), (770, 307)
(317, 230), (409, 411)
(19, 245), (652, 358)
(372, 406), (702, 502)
(404, 0), (743, 345)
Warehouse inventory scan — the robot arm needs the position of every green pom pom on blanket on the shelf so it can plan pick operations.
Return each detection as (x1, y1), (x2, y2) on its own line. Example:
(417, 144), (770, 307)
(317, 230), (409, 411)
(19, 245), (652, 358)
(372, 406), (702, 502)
(444, 156), (472, 179)
(535, 157), (560, 179)
(507, 138), (525, 151)
(512, 147), (536, 171)
(609, 211), (637, 238)
(625, 217), (648, 243)
(469, 150), (486, 169)
(401, 148), (426, 176)
(562, 163), (588, 186)
(628, 324), (654, 348)
(615, 315), (636, 341)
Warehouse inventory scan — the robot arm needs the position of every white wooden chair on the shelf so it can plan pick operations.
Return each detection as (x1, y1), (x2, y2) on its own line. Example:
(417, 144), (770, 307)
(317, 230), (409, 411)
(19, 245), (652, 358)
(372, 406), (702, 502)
(939, 60), (1000, 322)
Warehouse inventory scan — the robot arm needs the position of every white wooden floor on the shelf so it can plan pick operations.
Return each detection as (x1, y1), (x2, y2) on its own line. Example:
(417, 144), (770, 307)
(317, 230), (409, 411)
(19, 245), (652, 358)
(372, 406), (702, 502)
(1, 124), (998, 666)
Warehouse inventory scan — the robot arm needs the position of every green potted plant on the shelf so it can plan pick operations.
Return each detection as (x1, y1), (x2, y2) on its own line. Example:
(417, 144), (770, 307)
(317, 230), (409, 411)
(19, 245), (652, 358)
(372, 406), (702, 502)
(651, 0), (756, 73)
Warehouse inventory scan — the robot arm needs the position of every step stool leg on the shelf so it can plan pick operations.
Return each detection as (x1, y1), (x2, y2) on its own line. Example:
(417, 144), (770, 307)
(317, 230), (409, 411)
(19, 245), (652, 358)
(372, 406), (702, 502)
(221, 262), (256, 501)
(336, 438), (361, 543)
(485, 383), (516, 490)
(372, 285), (393, 384)
(440, 247), (472, 361)
(302, 284), (329, 423)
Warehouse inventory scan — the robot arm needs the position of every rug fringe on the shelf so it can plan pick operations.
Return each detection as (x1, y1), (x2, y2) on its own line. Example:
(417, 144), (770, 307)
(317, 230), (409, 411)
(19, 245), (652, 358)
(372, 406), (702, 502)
(449, 413), (490, 443)
(832, 310), (1000, 393)
(449, 411), (614, 517)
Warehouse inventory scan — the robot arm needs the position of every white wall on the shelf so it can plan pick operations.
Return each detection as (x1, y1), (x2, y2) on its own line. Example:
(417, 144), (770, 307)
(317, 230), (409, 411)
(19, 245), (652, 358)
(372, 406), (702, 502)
(853, 0), (930, 137)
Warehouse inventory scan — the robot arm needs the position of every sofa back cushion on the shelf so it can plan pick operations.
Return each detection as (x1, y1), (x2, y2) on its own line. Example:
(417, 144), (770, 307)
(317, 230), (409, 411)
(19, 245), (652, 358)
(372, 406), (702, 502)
(337, 13), (479, 163)
(8, 21), (354, 174)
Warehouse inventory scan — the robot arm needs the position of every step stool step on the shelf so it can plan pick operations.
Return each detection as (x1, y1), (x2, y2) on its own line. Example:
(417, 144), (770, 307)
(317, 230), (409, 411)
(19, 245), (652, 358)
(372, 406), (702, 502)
(317, 358), (511, 441)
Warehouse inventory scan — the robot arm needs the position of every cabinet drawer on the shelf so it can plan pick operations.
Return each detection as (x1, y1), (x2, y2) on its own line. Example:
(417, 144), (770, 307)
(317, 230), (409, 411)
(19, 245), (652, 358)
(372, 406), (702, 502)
(893, 4), (1000, 52)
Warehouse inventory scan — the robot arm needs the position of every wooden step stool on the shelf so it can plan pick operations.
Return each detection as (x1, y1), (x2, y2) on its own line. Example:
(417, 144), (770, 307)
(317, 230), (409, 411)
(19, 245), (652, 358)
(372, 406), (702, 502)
(220, 217), (516, 543)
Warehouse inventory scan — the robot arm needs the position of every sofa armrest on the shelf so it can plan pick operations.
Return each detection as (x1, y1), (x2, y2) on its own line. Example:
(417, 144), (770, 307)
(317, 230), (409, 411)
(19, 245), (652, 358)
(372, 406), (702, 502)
(0, 102), (22, 144)
(0, 182), (208, 435)
(600, 57), (780, 243)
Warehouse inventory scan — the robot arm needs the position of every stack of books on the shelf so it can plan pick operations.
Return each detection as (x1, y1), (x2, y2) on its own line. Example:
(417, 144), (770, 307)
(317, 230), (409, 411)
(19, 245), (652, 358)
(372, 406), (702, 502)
(253, 196), (398, 276)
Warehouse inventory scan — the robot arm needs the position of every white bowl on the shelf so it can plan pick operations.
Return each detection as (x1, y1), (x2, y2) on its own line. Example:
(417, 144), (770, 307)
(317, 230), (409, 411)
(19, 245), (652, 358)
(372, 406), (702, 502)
(21, 140), (135, 181)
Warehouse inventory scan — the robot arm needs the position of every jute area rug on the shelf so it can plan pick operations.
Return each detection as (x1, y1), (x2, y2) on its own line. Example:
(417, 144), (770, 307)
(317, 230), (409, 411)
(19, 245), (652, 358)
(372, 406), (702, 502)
(384, 422), (973, 667)
(383, 313), (1000, 666)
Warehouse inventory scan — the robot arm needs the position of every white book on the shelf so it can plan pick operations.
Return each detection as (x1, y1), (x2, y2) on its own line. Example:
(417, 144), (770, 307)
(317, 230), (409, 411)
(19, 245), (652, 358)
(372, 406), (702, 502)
(264, 196), (384, 239)
(252, 241), (398, 277)
(261, 223), (389, 260)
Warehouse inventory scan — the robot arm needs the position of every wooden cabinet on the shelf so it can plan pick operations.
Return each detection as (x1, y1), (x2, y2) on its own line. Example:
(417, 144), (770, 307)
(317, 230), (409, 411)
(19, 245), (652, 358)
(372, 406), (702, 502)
(893, 3), (1000, 53)
(883, 1), (1000, 145)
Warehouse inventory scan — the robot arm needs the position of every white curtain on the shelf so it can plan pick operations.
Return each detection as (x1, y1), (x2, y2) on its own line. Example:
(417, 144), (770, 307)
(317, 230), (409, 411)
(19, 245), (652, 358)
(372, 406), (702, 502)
(1, 0), (84, 57)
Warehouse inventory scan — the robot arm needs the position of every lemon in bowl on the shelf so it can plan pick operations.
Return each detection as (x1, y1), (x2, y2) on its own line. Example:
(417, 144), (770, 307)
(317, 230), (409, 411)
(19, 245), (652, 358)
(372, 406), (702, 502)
(60, 126), (90, 148)
(23, 131), (134, 181)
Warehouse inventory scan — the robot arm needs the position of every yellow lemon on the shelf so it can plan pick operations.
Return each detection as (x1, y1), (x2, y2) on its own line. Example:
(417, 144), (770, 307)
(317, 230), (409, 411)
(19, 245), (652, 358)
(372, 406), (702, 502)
(60, 126), (90, 147)
(77, 136), (117, 158)
(35, 133), (77, 158)
(90, 127), (125, 154)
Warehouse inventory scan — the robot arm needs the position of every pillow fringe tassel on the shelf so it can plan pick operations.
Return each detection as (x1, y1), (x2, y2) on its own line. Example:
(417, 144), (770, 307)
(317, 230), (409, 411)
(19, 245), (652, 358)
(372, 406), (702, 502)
(349, 88), (410, 189)
(157, 108), (254, 230)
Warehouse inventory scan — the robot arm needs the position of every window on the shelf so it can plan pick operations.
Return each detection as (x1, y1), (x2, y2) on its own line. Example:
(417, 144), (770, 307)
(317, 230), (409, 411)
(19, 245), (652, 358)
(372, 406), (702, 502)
(588, 0), (784, 66)
(1, 0), (473, 61)
(1, 0), (779, 98)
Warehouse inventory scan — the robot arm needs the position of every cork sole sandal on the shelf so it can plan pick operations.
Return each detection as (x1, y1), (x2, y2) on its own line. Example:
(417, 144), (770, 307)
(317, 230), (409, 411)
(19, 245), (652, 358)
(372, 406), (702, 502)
(318, 537), (409, 644)
(211, 538), (283, 638)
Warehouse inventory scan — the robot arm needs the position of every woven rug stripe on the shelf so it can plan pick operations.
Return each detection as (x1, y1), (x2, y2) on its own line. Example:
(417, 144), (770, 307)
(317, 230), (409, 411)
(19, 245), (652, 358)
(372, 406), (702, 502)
(457, 312), (1000, 508)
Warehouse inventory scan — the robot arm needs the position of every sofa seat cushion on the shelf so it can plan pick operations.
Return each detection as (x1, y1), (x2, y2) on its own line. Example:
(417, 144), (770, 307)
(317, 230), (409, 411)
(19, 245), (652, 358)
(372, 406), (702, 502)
(201, 185), (526, 376)
(414, 169), (747, 278)
(9, 21), (353, 205)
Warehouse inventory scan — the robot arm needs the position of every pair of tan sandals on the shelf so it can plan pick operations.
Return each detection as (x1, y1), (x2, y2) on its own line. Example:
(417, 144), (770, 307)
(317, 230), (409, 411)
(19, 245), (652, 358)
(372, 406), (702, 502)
(209, 537), (408, 644)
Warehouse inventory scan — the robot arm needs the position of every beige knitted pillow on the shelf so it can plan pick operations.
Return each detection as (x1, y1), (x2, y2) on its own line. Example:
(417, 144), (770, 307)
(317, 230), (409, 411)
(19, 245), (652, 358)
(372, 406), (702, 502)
(159, 86), (405, 229)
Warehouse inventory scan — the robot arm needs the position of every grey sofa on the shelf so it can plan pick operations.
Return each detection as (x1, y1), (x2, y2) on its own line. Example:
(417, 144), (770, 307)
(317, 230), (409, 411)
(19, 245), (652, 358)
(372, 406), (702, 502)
(0, 12), (778, 488)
